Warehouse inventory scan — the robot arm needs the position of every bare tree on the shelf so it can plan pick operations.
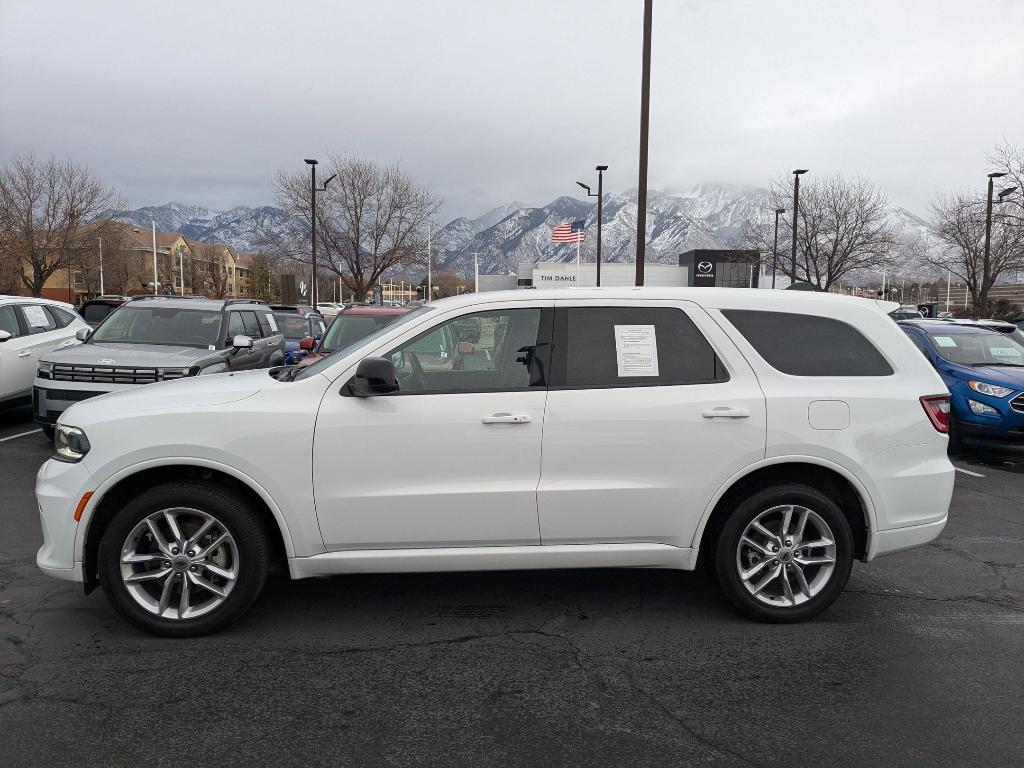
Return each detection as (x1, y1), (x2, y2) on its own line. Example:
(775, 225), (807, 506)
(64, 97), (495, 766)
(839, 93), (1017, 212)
(988, 142), (1024, 228)
(0, 154), (119, 296)
(272, 156), (442, 298)
(921, 191), (1024, 316)
(246, 252), (278, 302)
(755, 174), (897, 290)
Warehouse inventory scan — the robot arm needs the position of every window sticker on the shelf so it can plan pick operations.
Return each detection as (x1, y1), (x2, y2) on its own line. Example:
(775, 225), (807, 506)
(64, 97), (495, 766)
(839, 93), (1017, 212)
(991, 347), (1022, 357)
(266, 313), (278, 332)
(614, 324), (659, 377)
(23, 305), (50, 327)
(933, 336), (957, 348)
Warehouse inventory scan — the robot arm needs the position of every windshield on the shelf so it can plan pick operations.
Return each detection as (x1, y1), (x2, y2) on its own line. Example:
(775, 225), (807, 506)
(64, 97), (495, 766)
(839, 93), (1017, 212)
(275, 313), (311, 340)
(90, 306), (224, 348)
(927, 330), (1024, 366)
(295, 306), (432, 380)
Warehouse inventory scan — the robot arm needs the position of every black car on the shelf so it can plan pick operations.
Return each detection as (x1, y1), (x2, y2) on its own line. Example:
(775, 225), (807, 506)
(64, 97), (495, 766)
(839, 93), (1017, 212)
(76, 295), (130, 328)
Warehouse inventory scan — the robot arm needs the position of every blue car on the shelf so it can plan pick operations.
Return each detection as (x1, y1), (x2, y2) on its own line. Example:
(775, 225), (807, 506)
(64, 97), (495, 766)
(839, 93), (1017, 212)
(900, 319), (1024, 451)
(274, 312), (326, 365)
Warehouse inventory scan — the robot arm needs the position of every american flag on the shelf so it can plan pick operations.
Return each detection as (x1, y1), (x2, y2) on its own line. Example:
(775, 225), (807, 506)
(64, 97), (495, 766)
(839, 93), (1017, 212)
(551, 220), (587, 243)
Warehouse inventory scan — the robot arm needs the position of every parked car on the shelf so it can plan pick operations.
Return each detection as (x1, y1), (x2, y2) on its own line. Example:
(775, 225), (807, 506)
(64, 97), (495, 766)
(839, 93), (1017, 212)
(77, 295), (129, 328)
(0, 296), (88, 411)
(901, 318), (1024, 452)
(315, 302), (345, 320)
(274, 311), (326, 365)
(269, 303), (318, 317)
(296, 304), (410, 367)
(32, 297), (285, 438)
(889, 305), (923, 322)
(36, 288), (954, 636)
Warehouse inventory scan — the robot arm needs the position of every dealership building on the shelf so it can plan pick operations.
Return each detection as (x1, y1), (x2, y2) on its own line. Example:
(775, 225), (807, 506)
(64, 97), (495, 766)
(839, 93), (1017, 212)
(478, 249), (778, 291)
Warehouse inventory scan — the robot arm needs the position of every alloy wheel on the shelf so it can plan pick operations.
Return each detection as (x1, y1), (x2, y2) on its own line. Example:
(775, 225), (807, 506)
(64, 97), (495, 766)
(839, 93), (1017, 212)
(735, 504), (837, 608)
(119, 507), (239, 620)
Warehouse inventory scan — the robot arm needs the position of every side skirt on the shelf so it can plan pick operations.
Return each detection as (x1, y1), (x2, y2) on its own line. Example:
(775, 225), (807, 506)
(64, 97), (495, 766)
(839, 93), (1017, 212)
(288, 543), (697, 579)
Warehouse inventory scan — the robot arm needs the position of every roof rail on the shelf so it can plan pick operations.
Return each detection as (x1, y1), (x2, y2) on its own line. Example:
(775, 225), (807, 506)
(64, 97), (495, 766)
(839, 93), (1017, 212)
(129, 294), (197, 301)
(222, 298), (264, 307)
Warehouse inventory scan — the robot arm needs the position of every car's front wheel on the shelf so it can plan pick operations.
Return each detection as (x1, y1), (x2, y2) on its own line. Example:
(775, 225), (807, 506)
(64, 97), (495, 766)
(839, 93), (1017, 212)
(98, 482), (269, 637)
(714, 484), (853, 623)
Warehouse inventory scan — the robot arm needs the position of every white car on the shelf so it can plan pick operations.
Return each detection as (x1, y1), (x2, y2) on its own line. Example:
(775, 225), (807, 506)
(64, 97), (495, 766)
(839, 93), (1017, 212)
(35, 288), (955, 636)
(0, 296), (88, 423)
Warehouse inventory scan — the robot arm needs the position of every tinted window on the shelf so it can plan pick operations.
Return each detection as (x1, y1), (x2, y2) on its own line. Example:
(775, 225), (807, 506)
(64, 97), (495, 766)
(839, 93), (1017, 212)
(552, 306), (727, 388)
(17, 304), (58, 334)
(384, 308), (544, 394)
(319, 313), (404, 354)
(723, 310), (893, 376)
(46, 306), (76, 328)
(241, 311), (262, 338)
(275, 313), (310, 340)
(0, 305), (20, 337)
(81, 303), (115, 324)
(257, 311), (276, 337)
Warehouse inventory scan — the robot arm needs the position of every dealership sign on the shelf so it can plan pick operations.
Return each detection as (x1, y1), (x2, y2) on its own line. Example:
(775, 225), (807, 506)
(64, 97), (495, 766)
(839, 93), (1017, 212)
(693, 259), (716, 283)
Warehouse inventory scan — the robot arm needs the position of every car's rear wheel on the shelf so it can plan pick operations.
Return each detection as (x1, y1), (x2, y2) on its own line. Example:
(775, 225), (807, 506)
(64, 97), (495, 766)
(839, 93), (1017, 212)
(714, 484), (853, 623)
(98, 482), (269, 637)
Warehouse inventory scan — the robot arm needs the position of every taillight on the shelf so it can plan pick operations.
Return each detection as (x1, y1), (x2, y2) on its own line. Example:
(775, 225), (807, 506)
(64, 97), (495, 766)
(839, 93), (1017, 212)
(920, 394), (951, 433)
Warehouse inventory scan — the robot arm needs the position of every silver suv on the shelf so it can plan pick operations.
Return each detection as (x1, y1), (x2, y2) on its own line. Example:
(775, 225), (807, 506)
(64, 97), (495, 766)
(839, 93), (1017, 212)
(33, 297), (285, 437)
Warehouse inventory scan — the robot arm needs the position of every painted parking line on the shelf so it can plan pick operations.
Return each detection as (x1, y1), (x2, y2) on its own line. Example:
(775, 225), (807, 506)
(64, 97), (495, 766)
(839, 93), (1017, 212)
(954, 466), (985, 478)
(0, 429), (42, 443)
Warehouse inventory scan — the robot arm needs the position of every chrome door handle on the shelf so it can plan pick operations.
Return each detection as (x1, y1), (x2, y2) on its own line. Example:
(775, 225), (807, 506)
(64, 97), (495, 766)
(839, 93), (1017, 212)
(702, 406), (750, 419)
(17, 350), (31, 358)
(481, 413), (531, 424)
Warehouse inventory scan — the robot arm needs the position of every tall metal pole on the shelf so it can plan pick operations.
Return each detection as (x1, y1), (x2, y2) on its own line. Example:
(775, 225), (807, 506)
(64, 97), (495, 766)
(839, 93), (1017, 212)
(596, 166), (605, 287)
(309, 161), (318, 310)
(427, 224), (432, 303)
(790, 174), (802, 283)
(472, 252), (480, 292)
(634, 0), (653, 286)
(98, 237), (104, 296)
(178, 246), (184, 296)
(982, 172), (1006, 315)
(771, 208), (783, 289)
(151, 220), (158, 295)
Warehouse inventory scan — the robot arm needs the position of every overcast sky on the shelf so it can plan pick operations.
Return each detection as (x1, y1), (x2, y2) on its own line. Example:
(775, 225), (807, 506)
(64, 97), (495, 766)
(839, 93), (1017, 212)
(2, 0), (1022, 221)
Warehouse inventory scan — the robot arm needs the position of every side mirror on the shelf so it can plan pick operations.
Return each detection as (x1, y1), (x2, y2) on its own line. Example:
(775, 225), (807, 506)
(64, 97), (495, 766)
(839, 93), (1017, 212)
(299, 336), (315, 351)
(75, 327), (91, 342)
(231, 334), (254, 351)
(0, 330), (11, 343)
(345, 356), (399, 397)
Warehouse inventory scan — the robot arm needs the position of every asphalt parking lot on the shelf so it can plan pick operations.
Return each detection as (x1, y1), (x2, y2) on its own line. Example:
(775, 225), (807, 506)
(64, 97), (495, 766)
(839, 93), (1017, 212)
(1, 405), (1022, 767)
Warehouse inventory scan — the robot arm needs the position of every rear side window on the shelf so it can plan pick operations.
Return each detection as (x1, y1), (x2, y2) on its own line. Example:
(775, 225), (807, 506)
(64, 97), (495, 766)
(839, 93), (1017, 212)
(81, 303), (114, 325)
(722, 309), (893, 376)
(257, 311), (276, 337)
(45, 306), (77, 328)
(551, 306), (728, 388)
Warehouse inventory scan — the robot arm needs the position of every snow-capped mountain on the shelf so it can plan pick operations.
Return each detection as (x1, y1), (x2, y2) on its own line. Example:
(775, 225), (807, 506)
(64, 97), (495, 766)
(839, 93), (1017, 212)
(109, 184), (931, 278)
(108, 202), (302, 252)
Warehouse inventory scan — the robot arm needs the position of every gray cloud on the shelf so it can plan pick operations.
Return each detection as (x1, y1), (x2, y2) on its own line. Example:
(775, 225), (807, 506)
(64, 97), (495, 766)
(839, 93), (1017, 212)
(2, 0), (1021, 220)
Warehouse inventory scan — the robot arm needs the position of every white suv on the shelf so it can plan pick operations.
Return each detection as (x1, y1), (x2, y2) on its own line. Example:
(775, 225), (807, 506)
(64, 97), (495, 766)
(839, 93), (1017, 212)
(35, 288), (955, 636)
(0, 296), (88, 416)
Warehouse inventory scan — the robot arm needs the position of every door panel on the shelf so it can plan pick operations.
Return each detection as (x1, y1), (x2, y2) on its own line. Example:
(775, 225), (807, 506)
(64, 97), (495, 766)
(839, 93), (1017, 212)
(538, 300), (767, 548)
(312, 303), (552, 550)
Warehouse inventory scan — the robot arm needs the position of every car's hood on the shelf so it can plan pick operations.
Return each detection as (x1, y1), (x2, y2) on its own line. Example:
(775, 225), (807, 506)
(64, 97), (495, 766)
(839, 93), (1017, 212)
(41, 341), (215, 367)
(60, 368), (271, 426)
(961, 365), (1024, 389)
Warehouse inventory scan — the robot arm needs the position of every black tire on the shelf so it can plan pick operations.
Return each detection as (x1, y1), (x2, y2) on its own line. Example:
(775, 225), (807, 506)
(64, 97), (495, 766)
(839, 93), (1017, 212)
(713, 483), (853, 623)
(98, 482), (269, 637)
(41, 424), (54, 441)
(947, 414), (963, 455)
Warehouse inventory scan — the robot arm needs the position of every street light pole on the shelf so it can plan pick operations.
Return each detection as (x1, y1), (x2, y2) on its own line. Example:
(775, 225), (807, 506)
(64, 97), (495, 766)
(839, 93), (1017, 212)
(472, 251), (481, 292)
(984, 172), (1008, 315)
(772, 207), (784, 289)
(790, 169), (808, 283)
(304, 159), (336, 312)
(634, 0), (653, 286)
(576, 164), (608, 287)
(98, 237), (104, 296)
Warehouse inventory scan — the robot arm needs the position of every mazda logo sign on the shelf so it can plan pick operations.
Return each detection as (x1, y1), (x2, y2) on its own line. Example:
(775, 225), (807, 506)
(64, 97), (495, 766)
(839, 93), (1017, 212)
(697, 261), (713, 273)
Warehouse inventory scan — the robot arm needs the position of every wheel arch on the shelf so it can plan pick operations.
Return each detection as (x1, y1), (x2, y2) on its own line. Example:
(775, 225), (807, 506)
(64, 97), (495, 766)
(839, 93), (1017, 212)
(694, 458), (875, 567)
(80, 459), (295, 593)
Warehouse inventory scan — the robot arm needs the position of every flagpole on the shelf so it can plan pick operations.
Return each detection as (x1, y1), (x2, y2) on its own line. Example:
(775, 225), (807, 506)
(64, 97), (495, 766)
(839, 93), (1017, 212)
(576, 237), (581, 285)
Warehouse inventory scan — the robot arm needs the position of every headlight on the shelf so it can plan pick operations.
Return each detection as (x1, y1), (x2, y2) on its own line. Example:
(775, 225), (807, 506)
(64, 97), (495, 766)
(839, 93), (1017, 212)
(968, 380), (1014, 398)
(968, 399), (999, 416)
(53, 424), (91, 463)
(37, 361), (53, 379)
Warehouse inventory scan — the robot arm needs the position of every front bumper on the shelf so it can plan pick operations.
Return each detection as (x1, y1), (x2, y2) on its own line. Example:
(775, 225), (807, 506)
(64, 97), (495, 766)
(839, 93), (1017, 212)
(35, 456), (96, 583)
(32, 379), (130, 426)
(953, 388), (1024, 439)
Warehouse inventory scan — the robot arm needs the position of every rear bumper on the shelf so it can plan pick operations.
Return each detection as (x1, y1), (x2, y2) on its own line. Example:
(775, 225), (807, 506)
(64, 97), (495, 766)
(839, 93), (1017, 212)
(866, 516), (946, 560)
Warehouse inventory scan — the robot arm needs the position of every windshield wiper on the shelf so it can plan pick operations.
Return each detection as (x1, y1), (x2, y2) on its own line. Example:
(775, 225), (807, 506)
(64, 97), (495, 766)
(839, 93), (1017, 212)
(971, 362), (1024, 367)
